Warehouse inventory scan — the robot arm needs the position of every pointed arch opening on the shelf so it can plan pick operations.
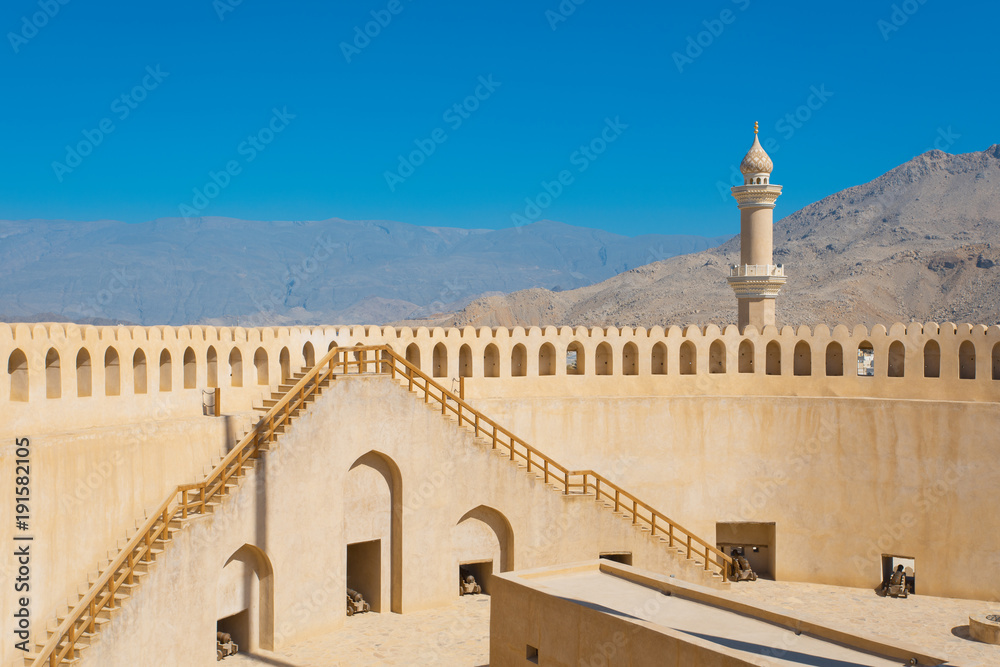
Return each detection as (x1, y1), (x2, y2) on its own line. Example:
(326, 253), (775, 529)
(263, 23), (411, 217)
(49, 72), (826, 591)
(279, 347), (290, 382)
(207, 346), (218, 388)
(159, 350), (172, 391)
(218, 544), (275, 653)
(923, 340), (940, 378)
(229, 348), (243, 387)
(766, 341), (781, 376)
(133, 349), (147, 395)
(183, 347), (197, 389)
(738, 340), (754, 373)
(432, 342), (448, 378)
(254, 348), (269, 385)
(8, 349), (28, 402)
(679, 341), (696, 375)
(993, 343), (1000, 381)
(709, 340), (726, 374)
(302, 342), (316, 369)
(45, 348), (61, 398)
(104, 347), (120, 396)
(622, 342), (638, 376)
(566, 341), (585, 375)
(511, 344), (527, 377)
(346, 451), (403, 614)
(857, 341), (874, 377)
(793, 341), (811, 376)
(538, 343), (556, 376)
(595, 342), (612, 376)
(888, 341), (905, 378)
(405, 343), (420, 374)
(651, 342), (666, 375)
(959, 340), (976, 379)
(484, 344), (500, 378)
(454, 505), (516, 595)
(825, 342), (843, 376)
(459, 344), (472, 378)
(76, 348), (92, 397)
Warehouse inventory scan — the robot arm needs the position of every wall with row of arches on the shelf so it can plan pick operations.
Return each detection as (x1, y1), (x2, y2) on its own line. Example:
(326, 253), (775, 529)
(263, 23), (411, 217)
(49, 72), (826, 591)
(3, 321), (999, 436)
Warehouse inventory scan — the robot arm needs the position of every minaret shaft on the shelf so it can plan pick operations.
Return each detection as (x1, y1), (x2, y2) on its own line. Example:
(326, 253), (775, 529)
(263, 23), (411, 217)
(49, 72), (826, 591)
(726, 124), (786, 333)
(740, 207), (774, 266)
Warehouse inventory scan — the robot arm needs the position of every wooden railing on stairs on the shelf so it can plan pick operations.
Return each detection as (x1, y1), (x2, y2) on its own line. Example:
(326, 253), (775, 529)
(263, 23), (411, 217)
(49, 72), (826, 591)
(31, 344), (731, 666)
(372, 347), (733, 579)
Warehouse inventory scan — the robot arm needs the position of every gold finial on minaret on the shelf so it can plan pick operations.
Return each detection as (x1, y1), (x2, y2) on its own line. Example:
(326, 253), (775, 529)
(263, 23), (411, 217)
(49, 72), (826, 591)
(754, 121), (758, 135)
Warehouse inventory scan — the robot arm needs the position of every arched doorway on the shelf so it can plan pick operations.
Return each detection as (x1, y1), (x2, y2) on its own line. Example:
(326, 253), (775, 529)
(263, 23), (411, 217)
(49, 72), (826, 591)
(453, 505), (515, 595)
(302, 342), (316, 369)
(344, 451), (403, 614)
(217, 544), (274, 652)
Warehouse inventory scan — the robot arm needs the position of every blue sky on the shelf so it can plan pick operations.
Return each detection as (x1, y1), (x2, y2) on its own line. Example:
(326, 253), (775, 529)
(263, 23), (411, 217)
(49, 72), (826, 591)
(0, 0), (996, 237)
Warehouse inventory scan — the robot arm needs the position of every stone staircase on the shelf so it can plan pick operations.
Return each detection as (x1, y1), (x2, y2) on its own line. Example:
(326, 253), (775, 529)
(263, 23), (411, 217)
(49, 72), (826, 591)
(22, 348), (728, 666)
(17, 368), (326, 667)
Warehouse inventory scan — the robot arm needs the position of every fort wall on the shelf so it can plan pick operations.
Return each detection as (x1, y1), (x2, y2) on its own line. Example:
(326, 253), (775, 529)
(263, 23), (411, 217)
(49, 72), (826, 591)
(2, 321), (999, 439)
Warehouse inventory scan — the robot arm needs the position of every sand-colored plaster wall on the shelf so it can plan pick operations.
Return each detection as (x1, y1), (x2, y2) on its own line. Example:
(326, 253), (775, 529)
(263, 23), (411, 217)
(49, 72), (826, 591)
(0, 416), (233, 667)
(470, 392), (1000, 601)
(3, 321), (999, 440)
(73, 376), (721, 667)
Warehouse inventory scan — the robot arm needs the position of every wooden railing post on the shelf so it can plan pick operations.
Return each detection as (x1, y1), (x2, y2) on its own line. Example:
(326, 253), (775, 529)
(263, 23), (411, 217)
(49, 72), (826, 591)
(564, 470), (569, 494)
(686, 534), (692, 560)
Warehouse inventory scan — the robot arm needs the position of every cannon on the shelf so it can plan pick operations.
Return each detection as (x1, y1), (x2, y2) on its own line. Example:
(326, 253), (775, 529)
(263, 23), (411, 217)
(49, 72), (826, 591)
(216, 631), (238, 661)
(459, 569), (482, 596)
(729, 548), (757, 582)
(346, 588), (371, 616)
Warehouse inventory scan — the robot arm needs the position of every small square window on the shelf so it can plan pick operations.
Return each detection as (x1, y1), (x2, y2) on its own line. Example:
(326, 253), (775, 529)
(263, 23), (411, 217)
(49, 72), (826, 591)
(526, 644), (539, 664)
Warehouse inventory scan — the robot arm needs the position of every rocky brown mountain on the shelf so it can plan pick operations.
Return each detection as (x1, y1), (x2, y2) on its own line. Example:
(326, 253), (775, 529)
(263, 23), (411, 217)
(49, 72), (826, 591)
(419, 145), (1000, 330)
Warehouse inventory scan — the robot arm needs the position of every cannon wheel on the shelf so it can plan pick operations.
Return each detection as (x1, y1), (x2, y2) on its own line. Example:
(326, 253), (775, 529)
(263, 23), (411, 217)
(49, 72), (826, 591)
(347, 605), (354, 616)
(218, 648), (225, 661)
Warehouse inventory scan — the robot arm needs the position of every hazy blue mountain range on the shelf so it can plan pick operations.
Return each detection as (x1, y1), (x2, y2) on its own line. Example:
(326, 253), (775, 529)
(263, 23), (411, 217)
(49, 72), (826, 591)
(0, 217), (727, 325)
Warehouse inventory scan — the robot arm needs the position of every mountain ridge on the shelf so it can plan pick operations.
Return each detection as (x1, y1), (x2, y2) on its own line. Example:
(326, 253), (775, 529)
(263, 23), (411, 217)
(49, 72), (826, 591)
(411, 145), (1000, 329)
(0, 216), (726, 326)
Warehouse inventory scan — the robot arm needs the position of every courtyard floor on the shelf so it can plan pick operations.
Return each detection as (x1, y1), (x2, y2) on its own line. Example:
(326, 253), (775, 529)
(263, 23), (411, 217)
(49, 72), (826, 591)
(225, 580), (1000, 666)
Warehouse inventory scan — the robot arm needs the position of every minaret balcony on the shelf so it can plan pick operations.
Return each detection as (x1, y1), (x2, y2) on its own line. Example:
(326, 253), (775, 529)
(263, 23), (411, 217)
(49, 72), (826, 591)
(729, 264), (785, 278)
(726, 264), (787, 299)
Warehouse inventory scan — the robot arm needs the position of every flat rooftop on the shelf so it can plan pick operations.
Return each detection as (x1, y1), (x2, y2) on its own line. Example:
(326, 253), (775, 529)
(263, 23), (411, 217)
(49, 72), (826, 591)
(537, 569), (908, 666)
(498, 561), (947, 666)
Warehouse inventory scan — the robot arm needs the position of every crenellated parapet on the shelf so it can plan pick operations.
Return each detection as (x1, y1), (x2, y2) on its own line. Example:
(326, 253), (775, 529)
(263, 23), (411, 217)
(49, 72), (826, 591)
(2, 321), (998, 423)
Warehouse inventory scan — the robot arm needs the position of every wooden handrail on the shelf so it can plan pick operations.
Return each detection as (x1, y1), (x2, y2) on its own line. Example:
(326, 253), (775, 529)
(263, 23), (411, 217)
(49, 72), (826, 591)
(32, 344), (729, 666)
(373, 348), (731, 577)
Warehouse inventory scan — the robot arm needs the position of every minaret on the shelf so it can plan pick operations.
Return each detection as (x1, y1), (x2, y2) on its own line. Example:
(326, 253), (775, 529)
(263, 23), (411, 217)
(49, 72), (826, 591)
(727, 122), (786, 332)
